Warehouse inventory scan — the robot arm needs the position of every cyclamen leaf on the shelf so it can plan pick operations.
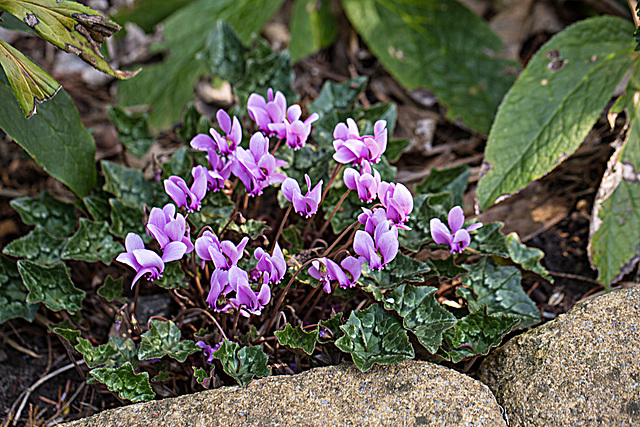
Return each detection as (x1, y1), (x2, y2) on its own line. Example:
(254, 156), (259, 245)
(0, 0), (136, 79)
(0, 256), (39, 323)
(108, 198), (147, 240)
(155, 261), (188, 290)
(103, 337), (139, 369)
(382, 284), (457, 354)
(341, 0), (517, 134)
(17, 260), (85, 314)
(318, 311), (343, 343)
(424, 258), (468, 279)
(199, 20), (249, 84)
(275, 323), (319, 356)
(161, 147), (192, 181)
(477, 16), (637, 209)
(361, 252), (430, 290)
(83, 195), (111, 222)
(52, 326), (81, 347)
(192, 366), (212, 388)
(97, 276), (125, 302)
(415, 165), (470, 207)
(399, 192), (453, 253)
(308, 76), (367, 120)
(10, 191), (77, 237)
(335, 303), (414, 372)
(226, 219), (270, 240)
(213, 339), (271, 386)
(138, 319), (199, 362)
(2, 225), (66, 265)
(177, 102), (213, 143)
(88, 362), (155, 403)
(61, 219), (124, 265)
(75, 337), (119, 369)
(101, 161), (155, 208)
(107, 105), (154, 158)
(457, 257), (540, 329)
(505, 232), (552, 282)
(385, 139), (411, 163)
(289, 0), (338, 62)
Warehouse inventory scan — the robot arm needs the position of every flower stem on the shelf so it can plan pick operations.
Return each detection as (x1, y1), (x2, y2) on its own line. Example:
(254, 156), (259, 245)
(271, 204), (292, 252)
(318, 189), (350, 236)
(321, 219), (360, 257)
(320, 163), (344, 204)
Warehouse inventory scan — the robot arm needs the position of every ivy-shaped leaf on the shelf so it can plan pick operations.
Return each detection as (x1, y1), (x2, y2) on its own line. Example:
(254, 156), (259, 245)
(382, 284), (457, 354)
(138, 319), (199, 362)
(318, 311), (343, 343)
(415, 165), (470, 207)
(424, 258), (468, 279)
(0, 256), (39, 323)
(10, 191), (77, 237)
(505, 232), (552, 282)
(52, 326), (81, 347)
(107, 105), (155, 158)
(61, 219), (124, 265)
(467, 222), (509, 257)
(83, 195), (111, 222)
(457, 257), (540, 329)
(17, 260), (85, 314)
(75, 337), (119, 369)
(192, 366), (213, 388)
(88, 362), (155, 403)
(103, 337), (139, 369)
(108, 198), (147, 240)
(308, 76), (367, 120)
(361, 252), (430, 290)
(399, 192), (453, 252)
(97, 276), (125, 302)
(335, 303), (414, 372)
(101, 161), (156, 208)
(274, 323), (318, 356)
(213, 339), (271, 386)
(2, 225), (66, 265)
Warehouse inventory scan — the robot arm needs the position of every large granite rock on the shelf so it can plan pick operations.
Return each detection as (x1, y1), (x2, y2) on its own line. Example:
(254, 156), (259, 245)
(478, 286), (640, 426)
(63, 361), (506, 426)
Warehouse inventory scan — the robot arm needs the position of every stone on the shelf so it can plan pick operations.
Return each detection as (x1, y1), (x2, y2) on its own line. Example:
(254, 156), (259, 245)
(63, 361), (506, 426)
(478, 286), (640, 426)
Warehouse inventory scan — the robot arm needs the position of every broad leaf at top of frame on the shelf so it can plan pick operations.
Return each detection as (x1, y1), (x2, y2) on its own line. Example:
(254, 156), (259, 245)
(457, 257), (540, 329)
(111, 0), (194, 34)
(308, 76), (367, 120)
(274, 323), (319, 356)
(335, 303), (414, 372)
(117, 0), (285, 130)
(101, 160), (156, 208)
(289, 0), (338, 62)
(213, 339), (271, 386)
(17, 260), (85, 314)
(361, 252), (430, 291)
(399, 192), (453, 253)
(198, 20), (249, 84)
(341, 0), (517, 134)
(61, 219), (124, 265)
(0, 38), (60, 118)
(415, 165), (470, 208)
(589, 96), (640, 287)
(0, 256), (39, 323)
(97, 276), (126, 303)
(0, 0), (137, 79)
(2, 225), (66, 265)
(88, 362), (155, 403)
(438, 306), (519, 363)
(477, 16), (637, 210)
(10, 191), (77, 237)
(0, 75), (96, 197)
(382, 284), (457, 354)
(138, 319), (199, 362)
(107, 105), (155, 158)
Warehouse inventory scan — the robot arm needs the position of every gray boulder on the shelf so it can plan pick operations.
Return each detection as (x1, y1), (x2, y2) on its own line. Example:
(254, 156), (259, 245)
(63, 361), (506, 426)
(478, 286), (640, 426)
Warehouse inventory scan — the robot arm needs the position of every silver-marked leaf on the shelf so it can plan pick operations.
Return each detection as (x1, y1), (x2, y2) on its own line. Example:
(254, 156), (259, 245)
(0, 256), (39, 323)
(138, 319), (199, 362)
(415, 165), (470, 207)
(213, 339), (271, 386)
(83, 195), (111, 222)
(424, 258), (468, 279)
(457, 257), (540, 329)
(10, 191), (77, 237)
(382, 284), (456, 354)
(61, 218), (124, 265)
(88, 362), (155, 403)
(341, 0), (517, 133)
(335, 303), (414, 372)
(108, 198), (147, 240)
(75, 337), (119, 369)
(289, 0), (337, 62)
(308, 76), (367, 120)
(467, 222), (509, 258)
(274, 323), (318, 356)
(17, 260), (85, 314)
(107, 105), (154, 158)
(505, 232), (552, 282)
(477, 16), (637, 209)
(361, 252), (430, 290)
(101, 160), (155, 207)
(2, 225), (66, 265)
(97, 276), (125, 302)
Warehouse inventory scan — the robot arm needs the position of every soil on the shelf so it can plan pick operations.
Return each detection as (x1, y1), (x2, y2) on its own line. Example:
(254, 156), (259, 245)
(1, 0), (638, 425)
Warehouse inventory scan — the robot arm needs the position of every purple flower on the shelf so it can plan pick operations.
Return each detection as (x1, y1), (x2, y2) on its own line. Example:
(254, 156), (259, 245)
(378, 182), (413, 227)
(164, 166), (208, 212)
(146, 204), (194, 254)
(116, 233), (186, 288)
(206, 268), (230, 310)
(343, 162), (381, 203)
(196, 340), (222, 364)
(204, 150), (232, 192)
(281, 174), (323, 218)
(196, 232), (249, 270)
(353, 221), (399, 270)
(332, 119), (387, 165)
(229, 133), (287, 197)
(357, 207), (388, 234)
(247, 88), (288, 136)
(254, 243), (286, 284)
(268, 104), (319, 150)
(227, 266), (271, 315)
(309, 256), (363, 292)
(190, 110), (241, 156)
(430, 206), (482, 254)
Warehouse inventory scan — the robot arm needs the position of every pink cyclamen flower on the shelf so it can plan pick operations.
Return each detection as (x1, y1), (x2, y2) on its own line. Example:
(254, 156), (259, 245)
(146, 204), (194, 254)
(229, 132), (287, 197)
(343, 162), (381, 203)
(227, 266), (271, 315)
(353, 221), (399, 271)
(268, 104), (319, 150)
(430, 206), (482, 254)
(357, 207), (388, 234)
(247, 88), (288, 136)
(196, 232), (249, 271)
(378, 182), (413, 228)
(281, 174), (323, 218)
(254, 243), (286, 284)
(116, 233), (186, 288)
(204, 150), (232, 192)
(164, 166), (208, 213)
(309, 256), (363, 293)
(206, 268), (231, 311)
(190, 110), (241, 156)
(332, 119), (387, 166)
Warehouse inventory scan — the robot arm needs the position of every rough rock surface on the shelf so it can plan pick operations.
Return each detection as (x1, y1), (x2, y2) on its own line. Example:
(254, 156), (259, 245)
(478, 286), (640, 426)
(63, 361), (506, 426)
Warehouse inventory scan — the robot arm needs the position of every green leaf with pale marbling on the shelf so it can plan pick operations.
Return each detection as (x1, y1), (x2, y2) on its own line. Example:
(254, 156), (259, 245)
(88, 362), (154, 403)
(83, 196), (111, 222)
(213, 339), (271, 386)
(0, 256), (39, 323)
(415, 165), (469, 207)
(17, 260), (85, 314)
(2, 225), (66, 265)
(97, 276), (125, 302)
(108, 199), (147, 241)
(138, 319), (199, 362)
(62, 219), (124, 265)
(107, 105), (154, 158)
(275, 323), (318, 356)
(361, 252), (430, 291)
(101, 161), (155, 208)
(10, 191), (77, 237)
(308, 76), (367, 120)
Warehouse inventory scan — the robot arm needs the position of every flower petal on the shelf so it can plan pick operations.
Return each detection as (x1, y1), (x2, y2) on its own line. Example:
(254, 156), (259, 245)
(448, 206), (465, 234)
(430, 218), (453, 246)
(162, 241), (187, 263)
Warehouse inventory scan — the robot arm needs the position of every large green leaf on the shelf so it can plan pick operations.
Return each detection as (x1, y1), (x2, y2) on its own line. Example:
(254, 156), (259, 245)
(61, 218), (124, 265)
(117, 0), (285, 130)
(213, 339), (271, 386)
(9, 191), (77, 237)
(0, 76), (96, 196)
(111, 0), (194, 33)
(138, 319), (199, 362)
(289, 0), (338, 62)
(107, 105), (155, 158)
(308, 76), (367, 120)
(361, 252), (430, 290)
(0, 0), (135, 79)
(2, 225), (66, 265)
(335, 303), (414, 372)
(17, 260), (85, 314)
(101, 160), (156, 207)
(341, 0), (516, 133)
(457, 257), (540, 329)
(274, 323), (318, 356)
(477, 16), (637, 209)
(88, 362), (155, 403)
(0, 256), (39, 323)
(382, 284), (456, 354)
(589, 98), (640, 287)
(415, 165), (469, 207)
